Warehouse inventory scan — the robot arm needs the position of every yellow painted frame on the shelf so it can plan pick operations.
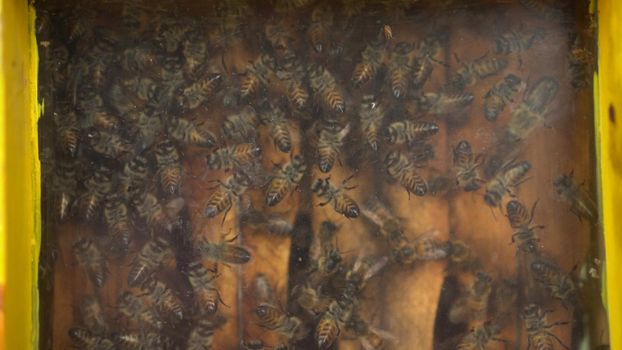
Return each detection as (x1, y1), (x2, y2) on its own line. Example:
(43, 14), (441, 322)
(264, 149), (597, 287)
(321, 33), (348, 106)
(0, 0), (620, 349)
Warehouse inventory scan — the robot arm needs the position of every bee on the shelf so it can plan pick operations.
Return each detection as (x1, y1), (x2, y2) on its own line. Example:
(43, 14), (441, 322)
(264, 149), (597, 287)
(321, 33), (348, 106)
(186, 260), (221, 314)
(351, 36), (387, 87)
(103, 193), (133, 252)
(119, 155), (149, 200)
(68, 327), (115, 350)
(208, 143), (262, 172)
(358, 95), (386, 151)
(128, 237), (175, 287)
(124, 110), (162, 151)
(455, 321), (504, 350)
(72, 238), (107, 288)
(308, 64), (345, 113)
(222, 107), (261, 143)
(260, 105), (292, 153)
(416, 92), (474, 115)
(347, 314), (398, 350)
(51, 160), (78, 222)
(484, 160), (531, 207)
(115, 330), (169, 350)
(255, 303), (306, 342)
(568, 36), (594, 89)
(451, 56), (508, 91)
(453, 140), (484, 192)
(204, 171), (252, 219)
(86, 128), (134, 160)
(131, 192), (185, 233)
(312, 176), (360, 218)
(167, 117), (217, 148)
(411, 235), (453, 261)
(281, 60), (309, 110)
(494, 27), (546, 55)
(316, 292), (356, 349)
(195, 238), (251, 264)
(449, 271), (493, 324)
(315, 123), (350, 173)
(523, 304), (569, 350)
(239, 207), (294, 236)
(389, 42), (416, 98)
(361, 196), (403, 242)
(484, 74), (523, 122)
(140, 277), (185, 321)
(117, 291), (163, 330)
(155, 140), (182, 196)
(506, 199), (544, 254)
(553, 171), (597, 223)
(266, 154), (306, 206)
(241, 53), (276, 99)
(383, 25), (393, 40)
(308, 4), (334, 53)
(80, 296), (108, 335)
(411, 34), (444, 89)
(386, 120), (439, 145)
(531, 259), (577, 307)
(78, 166), (113, 222)
(186, 316), (226, 350)
(385, 150), (428, 196)
(265, 19), (297, 61)
(182, 30), (209, 77)
(54, 108), (80, 157)
(177, 73), (222, 111)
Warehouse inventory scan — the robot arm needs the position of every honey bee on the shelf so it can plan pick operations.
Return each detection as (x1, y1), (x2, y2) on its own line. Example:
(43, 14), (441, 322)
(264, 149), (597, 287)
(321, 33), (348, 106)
(455, 321), (504, 350)
(155, 140), (182, 196)
(51, 160), (78, 222)
(347, 314), (398, 350)
(117, 291), (163, 330)
(204, 171), (252, 219)
(416, 92), (474, 115)
(131, 192), (185, 233)
(531, 259), (577, 307)
(68, 327), (115, 350)
(239, 207), (294, 236)
(386, 120), (439, 146)
(264, 19), (297, 61)
(523, 304), (570, 350)
(383, 25), (393, 40)
(72, 238), (107, 288)
(451, 56), (508, 91)
(255, 302), (307, 342)
(280, 60), (309, 110)
(78, 166), (113, 222)
(177, 73), (222, 111)
(167, 117), (217, 148)
(128, 237), (175, 287)
(208, 143), (262, 172)
(115, 330), (170, 350)
(453, 140), (484, 192)
(311, 176), (360, 218)
(308, 4), (334, 53)
(316, 123), (350, 173)
(124, 110), (163, 151)
(291, 283), (331, 316)
(86, 128), (134, 160)
(361, 196), (403, 242)
(358, 95), (386, 151)
(494, 28), (546, 55)
(140, 277), (185, 321)
(484, 160), (531, 207)
(195, 238), (251, 264)
(385, 150), (428, 196)
(187, 260), (221, 314)
(154, 19), (190, 53)
(308, 63), (345, 113)
(182, 30), (209, 77)
(410, 235), (453, 261)
(103, 193), (133, 252)
(80, 296), (108, 335)
(484, 74), (523, 122)
(568, 36), (594, 89)
(506, 199), (544, 254)
(389, 42), (416, 98)
(411, 33), (445, 89)
(266, 154), (306, 206)
(186, 316), (226, 350)
(351, 36), (387, 88)
(553, 171), (597, 223)
(119, 155), (149, 200)
(222, 107), (261, 143)
(241, 53), (276, 99)
(449, 271), (493, 324)
(316, 296), (353, 350)
(260, 105), (292, 153)
(54, 108), (80, 158)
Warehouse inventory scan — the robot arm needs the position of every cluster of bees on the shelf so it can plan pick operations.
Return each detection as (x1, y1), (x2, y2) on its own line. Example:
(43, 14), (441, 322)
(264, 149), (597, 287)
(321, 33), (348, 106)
(36, 0), (600, 349)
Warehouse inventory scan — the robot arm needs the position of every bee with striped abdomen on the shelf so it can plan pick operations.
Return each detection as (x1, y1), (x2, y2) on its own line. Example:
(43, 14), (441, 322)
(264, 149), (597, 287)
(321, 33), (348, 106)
(308, 63), (345, 114)
(167, 117), (217, 148)
(359, 95), (386, 151)
(51, 159), (78, 222)
(241, 53), (276, 99)
(449, 271), (493, 324)
(72, 238), (107, 288)
(260, 105), (292, 153)
(204, 171), (252, 219)
(416, 92), (474, 115)
(411, 33), (445, 89)
(553, 171), (597, 223)
(207, 143), (262, 172)
(119, 155), (149, 200)
(494, 28), (545, 55)
(523, 304), (569, 350)
(255, 274), (307, 342)
(266, 154), (306, 206)
(78, 166), (114, 223)
(54, 107), (80, 158)
(115, 330), (170, 350)
(385, 120), (439, 146)
(103, 193), (133, 252)
(568, 36), (594, 90)
(388, 42), (416, 98)
(281, 59), (310, 110)
(155, 140), (182, 196)
(506, 199), (543, 254)
(131, 192), (185, 233)
(308, 3), (334, 53)
(181, 30), (209, 78)
(316, 123), (350, 173)
(385, 150), (428, 196)
(312, 176), (360, 218)
(315, 295), (354, 350)
(117, 291), (163, 330)
(186, 260), (221, 314)
(86, 128), (134, 160)
(186, 316), (226, 350)
(453, 140), (485, 192)
(351, 34), (387, 88)
(451, 56), (508, 91)
(79, 296), (108, 335)
(222, 107), (261, 143)
(484, 74), (523, 122)
(484, 160), (531, 207)
(195, 237), (251, 264)
(140, 277), (185, 322)
(177, 73), (222, 111)
(68, 327), (115, 350)
(128, 237), (175, 287)
(531, 259), (577, 307)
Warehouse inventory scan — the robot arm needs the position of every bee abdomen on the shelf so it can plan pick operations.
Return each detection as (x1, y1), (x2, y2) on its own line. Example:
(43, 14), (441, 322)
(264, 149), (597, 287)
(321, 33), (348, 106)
(390, 67), (410, 98)
(241, 75), (259, 98)
(411, 58), (433, 89)
(335, 194), (360, 218)
(266, 178), (290, 206)
(315, 315), (339, 350)
(271, 124), (292, 153)
(288, 83), (309, 109)
(204, 190), (232, 218)
(317, 145), (338, 173)
(309, 24), (325, 53)
(159, 165), (182, 195)
(474, 57), (508, 79)
(323, 89), (345, 113)
(351, 62), (375, 87)
(400, 171), (428, 196)
(57, 125), (80, 157)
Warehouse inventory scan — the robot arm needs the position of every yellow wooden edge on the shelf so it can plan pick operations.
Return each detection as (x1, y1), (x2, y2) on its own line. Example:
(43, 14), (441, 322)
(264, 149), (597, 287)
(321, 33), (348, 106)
(1, 0), (41, 349)
(598, 0), (622, 349)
